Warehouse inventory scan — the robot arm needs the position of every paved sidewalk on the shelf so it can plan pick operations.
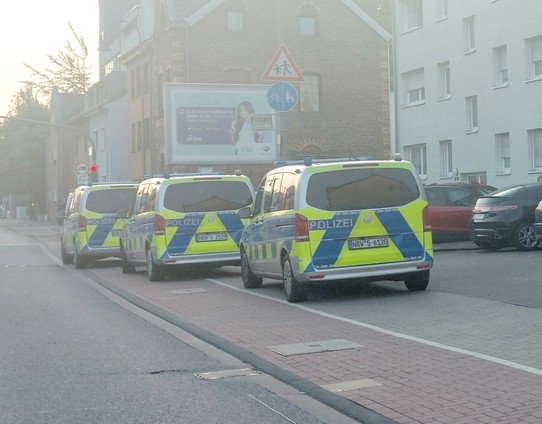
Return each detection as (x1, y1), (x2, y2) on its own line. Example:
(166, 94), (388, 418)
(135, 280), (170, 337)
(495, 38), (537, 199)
(5, 220), (542, 423)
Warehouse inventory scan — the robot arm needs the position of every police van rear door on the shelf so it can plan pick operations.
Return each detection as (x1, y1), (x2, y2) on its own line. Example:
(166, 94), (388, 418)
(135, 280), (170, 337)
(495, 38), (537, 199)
(303, 164), (427, 269)
(161, 178), (254, 256)
(84, 186), (137, 249)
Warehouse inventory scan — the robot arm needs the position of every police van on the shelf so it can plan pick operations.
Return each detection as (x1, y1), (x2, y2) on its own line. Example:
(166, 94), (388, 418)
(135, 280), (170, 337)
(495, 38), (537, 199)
(119, 173), (255, 281)
(237, 157), (433, 302)
(61, 183), (138, 269)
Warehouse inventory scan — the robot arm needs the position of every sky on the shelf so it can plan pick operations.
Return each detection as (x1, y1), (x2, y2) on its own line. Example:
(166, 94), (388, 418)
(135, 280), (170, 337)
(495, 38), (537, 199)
(0, 1), (99, 116)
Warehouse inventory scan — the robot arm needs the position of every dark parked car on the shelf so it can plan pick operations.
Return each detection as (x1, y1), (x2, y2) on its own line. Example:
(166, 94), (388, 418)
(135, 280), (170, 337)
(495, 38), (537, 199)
(425, 183), (496, 242)
(469, 183), (542, 251)
(533, 199), (542, 240)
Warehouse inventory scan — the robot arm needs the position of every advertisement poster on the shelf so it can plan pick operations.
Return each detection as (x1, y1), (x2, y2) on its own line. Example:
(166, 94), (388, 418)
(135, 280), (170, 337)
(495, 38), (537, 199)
(164, 84), (277, 164)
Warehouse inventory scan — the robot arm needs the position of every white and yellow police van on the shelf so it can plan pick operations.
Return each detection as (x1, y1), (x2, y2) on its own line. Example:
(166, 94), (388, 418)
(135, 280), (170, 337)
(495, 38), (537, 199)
(237, 157), (433, 302)
(61, 183), (138, 269)
(119, 173), (255, 281)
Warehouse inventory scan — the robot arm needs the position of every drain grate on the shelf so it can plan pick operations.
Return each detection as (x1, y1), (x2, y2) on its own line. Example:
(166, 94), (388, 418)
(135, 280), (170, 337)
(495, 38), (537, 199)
(322, 379), (382, 393)
(268, 339), (363, 356)
(168, 288), (208, 295)
(194, 368), (262, 380)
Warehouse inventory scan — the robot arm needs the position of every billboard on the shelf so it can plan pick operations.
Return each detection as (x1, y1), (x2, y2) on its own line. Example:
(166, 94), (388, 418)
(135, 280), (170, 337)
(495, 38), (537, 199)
(164, 84), (277, 165)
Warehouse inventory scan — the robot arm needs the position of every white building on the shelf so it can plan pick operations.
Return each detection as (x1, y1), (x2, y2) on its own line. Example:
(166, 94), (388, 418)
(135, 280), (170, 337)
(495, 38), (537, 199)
(393, 0), (542, 188)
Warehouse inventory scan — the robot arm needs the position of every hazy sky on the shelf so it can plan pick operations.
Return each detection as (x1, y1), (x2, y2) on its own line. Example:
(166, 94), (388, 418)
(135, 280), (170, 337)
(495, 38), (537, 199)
(0, 1), (99, 116)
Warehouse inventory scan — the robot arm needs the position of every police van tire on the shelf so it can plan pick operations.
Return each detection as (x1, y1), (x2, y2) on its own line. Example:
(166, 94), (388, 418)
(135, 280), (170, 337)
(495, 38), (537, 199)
(74, 247), (87, 269)
(146, 249), (165, 281)
(404, 270), (430, 291)
(240, 249), (262, 288)
(282, 256), (307, 303)
(120, 246), (136, 274)
(61, 242), (73, 265)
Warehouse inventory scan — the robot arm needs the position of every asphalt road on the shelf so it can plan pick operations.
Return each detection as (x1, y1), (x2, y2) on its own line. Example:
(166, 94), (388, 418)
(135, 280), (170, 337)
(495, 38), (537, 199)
(0, 228), (360, 424)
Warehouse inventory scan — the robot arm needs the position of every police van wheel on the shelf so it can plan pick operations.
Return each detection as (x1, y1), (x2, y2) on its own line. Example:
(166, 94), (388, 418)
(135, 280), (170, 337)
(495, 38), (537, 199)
(74, 247), (87, 269)
(60, 243), (73, 265)
(146, 249), (165, 281)
(241, 249), (262, 288)
(120, 246), (136, 274)
(282, 256), (307, 303)
(404, 270), (430, 291)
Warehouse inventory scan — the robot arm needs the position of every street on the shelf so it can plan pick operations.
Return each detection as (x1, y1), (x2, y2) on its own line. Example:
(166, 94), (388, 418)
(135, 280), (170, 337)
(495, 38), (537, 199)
(2, 220), (542, 423)
(0, 223), (361, 424)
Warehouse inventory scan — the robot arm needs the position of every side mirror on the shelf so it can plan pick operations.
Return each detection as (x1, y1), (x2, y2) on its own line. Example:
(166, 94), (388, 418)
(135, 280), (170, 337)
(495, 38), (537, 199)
(116, 209), (129, 219)
(237, 205), (251, 219)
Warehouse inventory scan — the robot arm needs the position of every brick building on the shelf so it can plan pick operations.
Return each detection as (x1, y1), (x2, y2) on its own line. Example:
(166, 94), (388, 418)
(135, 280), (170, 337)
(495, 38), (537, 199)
(117, 0), (392, 182)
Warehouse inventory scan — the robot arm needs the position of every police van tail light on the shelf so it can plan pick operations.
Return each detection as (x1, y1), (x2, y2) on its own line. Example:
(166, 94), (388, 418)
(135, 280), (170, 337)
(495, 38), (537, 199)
(422, 205), (431, 232)
(295, 214), (310, 242)
(78, 215), (87, 231)
(155, 215), (166, 235)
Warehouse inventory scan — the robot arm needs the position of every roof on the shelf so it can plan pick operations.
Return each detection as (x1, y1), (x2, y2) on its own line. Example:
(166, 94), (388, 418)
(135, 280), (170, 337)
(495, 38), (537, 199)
(163, 0), (391, 39)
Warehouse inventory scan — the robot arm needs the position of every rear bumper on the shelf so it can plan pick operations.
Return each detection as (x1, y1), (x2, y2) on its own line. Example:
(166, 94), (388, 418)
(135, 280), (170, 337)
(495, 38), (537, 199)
(292, 257), (433, 284)
(157, 251), (241, 267)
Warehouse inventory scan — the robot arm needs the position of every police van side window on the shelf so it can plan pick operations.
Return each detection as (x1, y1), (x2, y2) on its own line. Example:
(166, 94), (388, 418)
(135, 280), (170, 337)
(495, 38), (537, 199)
(279, 172), (296, 211)
(133, 184), (147, 215)
(263, 175), (280, 213)
(307, 168), (420, 211)
(252, 178), (266, 216)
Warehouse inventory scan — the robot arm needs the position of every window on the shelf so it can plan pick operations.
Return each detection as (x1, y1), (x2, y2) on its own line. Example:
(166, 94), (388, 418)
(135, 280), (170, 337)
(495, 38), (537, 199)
(227, 11), (244, 31)
(435, 0), (448, 20)
(528, 128), (542, 171)
(495, 133), (510, 173)
(437, 61), (451, 99)
(405, 144), (427, 177)
(299, 5), (317, 35)
(163, 181), (253, 212)
(402, 68), (425, 106)
(130, 69), (136, 99)
(307, 168), (420, 210)
(493, 45), (508, 87)
(466, 96), (478, 132)
(463, 16), (476, 53)
(526, 36), (542, 81)
(136, 121), (142, 151)
(131, 123), (136, 153)
(300, 17), (316, 35)
(400, 0), (423, 32)
(300, 74), (320, 112)
(440, 140), (453, 177)
(142, 62), (150, 94)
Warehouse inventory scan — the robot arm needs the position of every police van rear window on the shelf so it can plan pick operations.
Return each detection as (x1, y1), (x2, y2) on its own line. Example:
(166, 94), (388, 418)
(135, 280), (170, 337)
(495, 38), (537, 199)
(306, 168), (420, 211)
(164, 181), (253, 212)
(86, 188), (137, 213)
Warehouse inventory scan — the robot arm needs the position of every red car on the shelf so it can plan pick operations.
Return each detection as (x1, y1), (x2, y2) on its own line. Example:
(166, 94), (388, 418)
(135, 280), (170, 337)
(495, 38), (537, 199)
(424, 183), (497, 242)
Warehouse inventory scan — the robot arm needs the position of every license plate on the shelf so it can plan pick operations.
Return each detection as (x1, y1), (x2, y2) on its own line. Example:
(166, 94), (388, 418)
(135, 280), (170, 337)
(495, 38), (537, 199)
(472, 213), (486, 220)
(348, 237), (389, 250)
(195, 233), (228, 242)
(111, 230), (122, 237)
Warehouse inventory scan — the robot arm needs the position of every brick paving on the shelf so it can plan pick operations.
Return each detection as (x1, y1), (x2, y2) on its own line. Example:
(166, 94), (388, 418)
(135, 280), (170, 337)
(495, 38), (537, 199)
(7, 221), (542, 424)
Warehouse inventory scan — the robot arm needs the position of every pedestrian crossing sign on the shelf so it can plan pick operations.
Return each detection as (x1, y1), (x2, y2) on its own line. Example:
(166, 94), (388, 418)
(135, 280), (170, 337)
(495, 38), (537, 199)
(261, 44), (304, 82)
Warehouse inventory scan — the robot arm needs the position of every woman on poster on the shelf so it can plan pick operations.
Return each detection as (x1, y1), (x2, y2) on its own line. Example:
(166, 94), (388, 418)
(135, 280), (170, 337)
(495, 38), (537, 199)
(230, 101), (263, 155)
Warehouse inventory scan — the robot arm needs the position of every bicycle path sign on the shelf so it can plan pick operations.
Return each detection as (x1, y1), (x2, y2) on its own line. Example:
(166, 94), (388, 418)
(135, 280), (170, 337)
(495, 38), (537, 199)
(267, 82), (298, 112)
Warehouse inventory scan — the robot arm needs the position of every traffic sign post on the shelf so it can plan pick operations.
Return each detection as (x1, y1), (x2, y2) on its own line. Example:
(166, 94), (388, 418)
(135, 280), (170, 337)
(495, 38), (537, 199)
(262, 45), (304, 161)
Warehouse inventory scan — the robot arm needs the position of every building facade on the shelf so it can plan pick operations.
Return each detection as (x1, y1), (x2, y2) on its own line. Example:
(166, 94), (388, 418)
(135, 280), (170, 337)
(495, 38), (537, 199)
(394, 0), (542, 188)
(121, 0), (392, 181)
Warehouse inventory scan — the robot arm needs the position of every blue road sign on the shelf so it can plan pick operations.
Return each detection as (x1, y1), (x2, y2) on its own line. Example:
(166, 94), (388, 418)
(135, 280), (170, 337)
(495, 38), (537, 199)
(267, 82), (298, 112)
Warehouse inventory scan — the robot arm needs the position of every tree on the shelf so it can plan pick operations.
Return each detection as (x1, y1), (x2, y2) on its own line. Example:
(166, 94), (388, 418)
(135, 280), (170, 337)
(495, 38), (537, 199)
(0, 24), (92, 216)
(22, 23), (92, 101)
(0, 84), (49, 214)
